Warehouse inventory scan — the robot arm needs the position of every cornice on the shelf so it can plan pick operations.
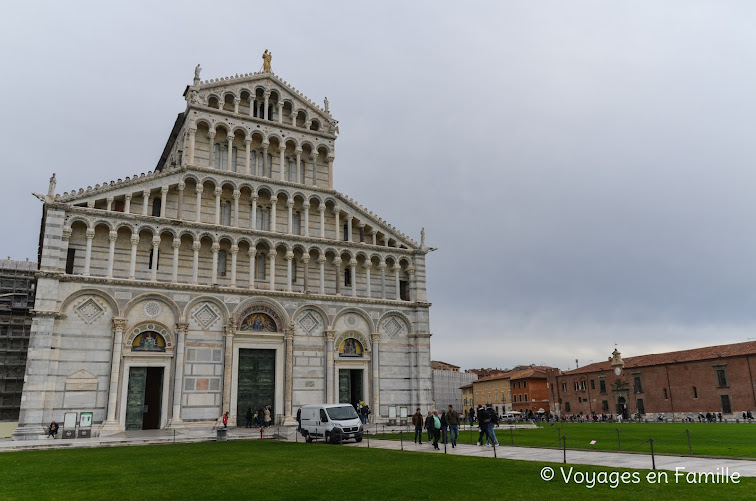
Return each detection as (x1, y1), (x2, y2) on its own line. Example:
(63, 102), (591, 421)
(59, 275), (431, 309)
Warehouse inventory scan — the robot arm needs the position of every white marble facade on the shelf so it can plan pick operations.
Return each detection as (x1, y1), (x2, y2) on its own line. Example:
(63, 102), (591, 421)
(14, 66), (433, 439)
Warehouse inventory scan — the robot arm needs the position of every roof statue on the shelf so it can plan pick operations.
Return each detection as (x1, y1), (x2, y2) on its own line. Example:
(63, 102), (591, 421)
(48, 173), (56, 200)
(420, 228), (426, 250)
(262, 50), (272, 73)
(328, 119), (340, 135)
(324, 96), (330, 114)
(194, 64), (201, 85)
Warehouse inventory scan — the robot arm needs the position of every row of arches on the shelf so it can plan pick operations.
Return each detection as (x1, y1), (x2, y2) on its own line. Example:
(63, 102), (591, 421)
(81, 176), (409, 249)
(64, 220), (416, 301)
(199, 86), (325, 132)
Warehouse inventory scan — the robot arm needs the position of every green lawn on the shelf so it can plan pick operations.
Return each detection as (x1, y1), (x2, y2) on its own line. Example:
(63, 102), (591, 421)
(375, 422), (756, 457)
(0, 440), (753, 500)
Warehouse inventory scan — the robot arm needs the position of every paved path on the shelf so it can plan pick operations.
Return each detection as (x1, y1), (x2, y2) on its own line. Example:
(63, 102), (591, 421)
(345, 439), (756, 477)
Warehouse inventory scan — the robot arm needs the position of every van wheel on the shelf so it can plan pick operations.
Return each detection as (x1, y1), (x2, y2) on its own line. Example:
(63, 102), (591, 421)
(306, 435), (312, 443)
(325, 431), (332, 443)
(355, 437), (363, 443)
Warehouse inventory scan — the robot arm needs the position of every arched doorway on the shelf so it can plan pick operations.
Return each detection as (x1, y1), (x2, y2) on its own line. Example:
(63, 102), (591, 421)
(616, 397), (628, 419)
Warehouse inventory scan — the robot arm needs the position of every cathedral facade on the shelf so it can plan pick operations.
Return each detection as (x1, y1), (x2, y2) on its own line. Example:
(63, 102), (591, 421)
(14, 61), (433, 438)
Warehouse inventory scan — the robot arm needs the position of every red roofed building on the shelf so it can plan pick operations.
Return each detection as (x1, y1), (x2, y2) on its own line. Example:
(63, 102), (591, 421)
(509, 367), (551, 416)
(546, 341), (756, 420)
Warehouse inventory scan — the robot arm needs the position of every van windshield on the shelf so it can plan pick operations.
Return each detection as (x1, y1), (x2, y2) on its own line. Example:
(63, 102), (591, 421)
(326, 406), (359, 420)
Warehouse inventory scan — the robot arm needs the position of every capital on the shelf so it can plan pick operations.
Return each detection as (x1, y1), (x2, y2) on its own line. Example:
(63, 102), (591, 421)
(109, 231), (118, 242)
(112, 317), (127, 331)
(131, 235), (140, 245)
(175, 322), (189, 334)
(317, 256), (326, 264)
(208, 131), (216, 138)
(295, 147), (303, 154)
(263, 91), (271, 99)
(192, 241), (201, 251)
(152, 237), (161, 247)
(142, 190), (150, 196)
(301, 256), (310, 264)
(248, 248), (257, 257)
(233, 97), (241, 104)
(363, 262), (372, 270)
(231, 244), (239, 254)
(268, 253), (276, 261)
(371, 332), (381, 343)
(195, 186), (204, 194)
(358, 222), (366, 229)
(407, 266), (415, 275)
(214, 187), (222, 196)
(85, 229), (95, 239)
(178, 181), (186, 190)
(107, 196), (114, 203)
(285, 251), (294, 260)
(211, 243), (220, 252)
(317, 205), (326, 212)
(188, 127), (197, 135)
(244, 138), (251, 145)
(333, 258), (342, 265)
(125, 194), (132, 200)
(62, 227), (72, 239)
(233, 190), (241, 199)
(286, 200), (294, 208)
(270, 199), (277, 206)
(302, 203), (310, 210)
(378, 262), (387, 270)
(172, 240), (181, 249)
(227, 135), (234, 142)
(161, 186), (169, 194)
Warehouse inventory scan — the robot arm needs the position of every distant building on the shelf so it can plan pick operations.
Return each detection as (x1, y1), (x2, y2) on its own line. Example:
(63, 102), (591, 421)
(461, 383), (474, 410)
(509, 367), (550, 416)
(0, 259), (36, 423)
(546, 342), (756, 420)
(466, 368), (508, 378)
(431, 361), (476, 411)
(472, 371), (513, 415)
(431, 360), (460, 372)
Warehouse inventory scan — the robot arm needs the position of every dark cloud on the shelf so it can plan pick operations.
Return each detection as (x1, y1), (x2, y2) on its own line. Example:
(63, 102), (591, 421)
(2, 1), (755, 370)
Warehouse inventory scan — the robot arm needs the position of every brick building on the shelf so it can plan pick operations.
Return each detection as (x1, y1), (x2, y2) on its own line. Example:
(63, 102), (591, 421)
(509, 367), (550, 416)
(546, 342), (756, 419)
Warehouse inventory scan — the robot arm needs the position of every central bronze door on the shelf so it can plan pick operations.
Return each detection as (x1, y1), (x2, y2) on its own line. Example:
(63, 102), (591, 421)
(236, 349), (276, 425)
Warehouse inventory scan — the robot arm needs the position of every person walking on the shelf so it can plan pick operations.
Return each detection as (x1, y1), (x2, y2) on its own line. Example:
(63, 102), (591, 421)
(425, 411), (434, 444)
(431, 410), (442, 450)
(296, 407), (302, 432)
(485, 404), (499, 446)
(469, 406), (475, 427)
(477, 405), (488, 445)
(412, 408), (424, 444)
(222, 412), (229, 429)
(361, 404), (370, 424)
(446, 405), (459, 448)
(440, 410), (448, 445)
(245, 408), (254, 428)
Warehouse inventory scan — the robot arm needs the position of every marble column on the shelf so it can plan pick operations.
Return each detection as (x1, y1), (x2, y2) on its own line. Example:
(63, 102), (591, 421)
(250, 195), (258, 230)
(263, 91), (270, 120)
(317, 256), (326, 294)
(334, 257), (342, 295)
(232, 190), (240, 227)
(191, 241), (200, 284)
(214, 187), (222, 225)
(295, 148), (302, 183)
(128, 235), (139, 279)
(284, 328), (295, 423)
(364, 263), (372, 298)
(101, 317), (127, 434)
(187, 127), (196, 165)
(83, 228), (94, 276)
(124, 194), (132, 214)
(277, 102), (284, 124)
(394, 266), (401, 300)
(318, 206), (326, 238)
(60, 227), (71, 272)
(227, 135), (234, 172)
(371, 332), (381, 418)
(233, 97), (240, 114)
(278, 146), (286, 181)
(270, 199), (277, 233)
(285, 251), (294, 291)
(177, 182), (185, 220)
(268, 253), (276, 290)
(208, 131), (216, 167)
(230, 244), (238, 287)
(195, 185), (203, 222)
(244, 139), (251, 175)
(222, 325), (235, 424)
(378, 262), (387, 299)
(150, 236), (160, 282)
(248, 248), (257, 289)
(286, 201), (294, 234)
(169, 322), (188, 428)
(211, 242), (219, 284)
(106, 197), (113, 211)
(142, 190), (150, 216)
(302, 256), (309, 292)
(261, 145), (269, 177)
(350, 261), (357, 297)
(106, 231), (117, 278)
(160, 186), (168, 218)
(171, 239), (180, 283)
(325, 330), (335, 403)
(333, 208), (340, 240)
(303, 203), (310, 237)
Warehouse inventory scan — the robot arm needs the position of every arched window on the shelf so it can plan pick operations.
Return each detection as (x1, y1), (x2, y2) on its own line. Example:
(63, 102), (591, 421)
(256, 207), (270, 231)
(218, 250), (227, 276)
(256, 253), (267, 280)
(292, 212), (301, 235)
(292, 259), (297, 282)
(222, 201), (232, 226)
(344, 267), (351, 287)
(287, 158), (296, 182)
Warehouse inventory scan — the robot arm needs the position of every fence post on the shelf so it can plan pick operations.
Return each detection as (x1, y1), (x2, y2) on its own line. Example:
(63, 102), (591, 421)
(367, 431), (369, 448)
(649, 438), (656, 470)
(493, 441), (497, 458)
(563, 436), (567, 464)
(616, 428), (621, 451)
(686, 429), (692, 455)
(510, 427), (514, 446)
(400, 430), (403, 451)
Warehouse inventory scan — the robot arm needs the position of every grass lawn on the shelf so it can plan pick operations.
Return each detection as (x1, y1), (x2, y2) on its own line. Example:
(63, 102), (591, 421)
(0, 440), (753, 500)
(376, 422), (756, 457)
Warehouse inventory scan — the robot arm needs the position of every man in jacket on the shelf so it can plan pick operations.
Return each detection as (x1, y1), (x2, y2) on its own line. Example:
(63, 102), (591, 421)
(431, 410), (442, 450)
(446, 405), (459, 448)
(412, 408), (424, 444)
(469, 407), (475, 426)
(425, 411), (434, 444)
(485, 404), (499, 446)
(477, 405), (489, 445)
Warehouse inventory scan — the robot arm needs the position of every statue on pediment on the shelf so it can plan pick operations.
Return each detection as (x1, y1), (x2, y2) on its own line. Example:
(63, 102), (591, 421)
(324, 96), (330, 114)
(194, 64), (201, 85)
(262, 50), (272, 73)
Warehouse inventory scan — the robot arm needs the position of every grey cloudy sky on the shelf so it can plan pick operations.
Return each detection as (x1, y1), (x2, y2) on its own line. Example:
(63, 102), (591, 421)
(2, 1), (756, 371)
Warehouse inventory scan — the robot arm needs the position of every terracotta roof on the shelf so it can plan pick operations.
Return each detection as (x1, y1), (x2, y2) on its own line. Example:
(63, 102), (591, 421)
(564, 341), (756, 375)
(431, 360), (461, 370)
(475, 371), (515, 383)
(460, 383), (474, 389)
(508, 368), (549, 380)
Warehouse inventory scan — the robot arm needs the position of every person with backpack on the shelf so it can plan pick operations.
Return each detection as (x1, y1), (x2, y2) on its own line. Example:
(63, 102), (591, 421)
(431, 410), (442, 450)
(485, 404), (499, 446)
(477, 405), (488, 445)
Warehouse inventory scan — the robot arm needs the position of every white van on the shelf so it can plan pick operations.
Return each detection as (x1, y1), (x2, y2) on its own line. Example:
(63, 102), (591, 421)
(299, 404), (364, 443)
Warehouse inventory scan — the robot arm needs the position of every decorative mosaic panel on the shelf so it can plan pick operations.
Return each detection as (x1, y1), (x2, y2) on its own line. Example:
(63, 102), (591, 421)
(297, 310), (321, 335)
(141, 300), (162, 319)
(74, 297), (105, 324)
(192, 303), (221, 329)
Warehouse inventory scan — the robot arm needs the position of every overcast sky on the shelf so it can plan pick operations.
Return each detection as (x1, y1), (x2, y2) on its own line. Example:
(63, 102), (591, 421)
(2, 1), (756, 371)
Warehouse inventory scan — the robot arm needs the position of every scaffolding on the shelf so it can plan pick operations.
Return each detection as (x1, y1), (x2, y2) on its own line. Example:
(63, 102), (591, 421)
(0, 258), (36, 422)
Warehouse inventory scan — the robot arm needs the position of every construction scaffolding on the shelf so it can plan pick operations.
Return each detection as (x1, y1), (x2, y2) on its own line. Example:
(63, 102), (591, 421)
(0, 258), (36, 422)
